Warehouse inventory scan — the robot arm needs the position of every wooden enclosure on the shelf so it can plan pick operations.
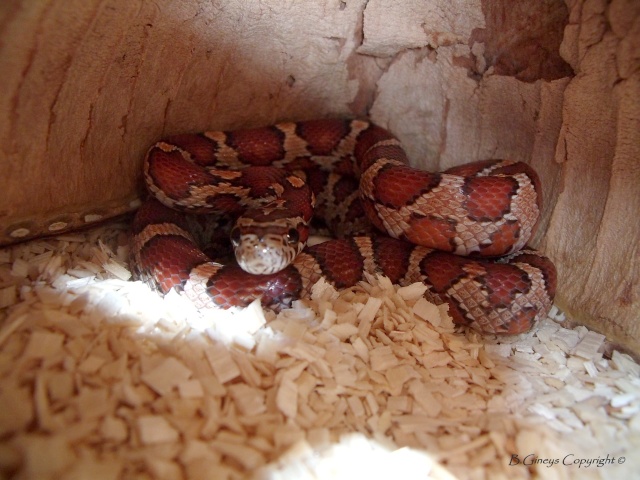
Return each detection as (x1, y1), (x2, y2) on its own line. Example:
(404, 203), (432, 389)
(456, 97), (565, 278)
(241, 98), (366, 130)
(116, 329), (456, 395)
(0, 0), (638, 352)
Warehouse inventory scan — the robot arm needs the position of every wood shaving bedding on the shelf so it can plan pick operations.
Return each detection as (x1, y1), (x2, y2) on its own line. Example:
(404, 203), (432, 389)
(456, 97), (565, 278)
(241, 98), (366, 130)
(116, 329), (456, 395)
(0, 222), (639, 480)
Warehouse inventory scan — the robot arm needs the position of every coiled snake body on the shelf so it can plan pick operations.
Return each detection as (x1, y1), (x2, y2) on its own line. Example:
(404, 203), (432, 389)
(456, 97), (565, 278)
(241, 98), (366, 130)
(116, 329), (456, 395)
(131, 119), (556, 334)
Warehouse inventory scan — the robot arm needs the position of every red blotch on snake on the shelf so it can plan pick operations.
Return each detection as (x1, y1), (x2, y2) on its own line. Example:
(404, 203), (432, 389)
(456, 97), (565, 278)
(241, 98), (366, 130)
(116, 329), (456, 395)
(226, 127), (286, 164)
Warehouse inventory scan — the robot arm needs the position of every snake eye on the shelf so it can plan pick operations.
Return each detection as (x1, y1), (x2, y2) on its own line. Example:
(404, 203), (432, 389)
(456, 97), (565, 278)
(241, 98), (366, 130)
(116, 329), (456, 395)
(230, 227), (241, 246)
(286, 228), (300, 245)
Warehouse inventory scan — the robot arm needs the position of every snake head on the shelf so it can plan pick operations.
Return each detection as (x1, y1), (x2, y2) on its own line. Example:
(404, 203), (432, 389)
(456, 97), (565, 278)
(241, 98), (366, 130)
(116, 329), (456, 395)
(231, 211), (308, 275)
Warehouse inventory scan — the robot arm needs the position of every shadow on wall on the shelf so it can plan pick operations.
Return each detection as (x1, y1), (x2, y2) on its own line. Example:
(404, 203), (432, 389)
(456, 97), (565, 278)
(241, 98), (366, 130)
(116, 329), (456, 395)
(0, 0), (362, 245)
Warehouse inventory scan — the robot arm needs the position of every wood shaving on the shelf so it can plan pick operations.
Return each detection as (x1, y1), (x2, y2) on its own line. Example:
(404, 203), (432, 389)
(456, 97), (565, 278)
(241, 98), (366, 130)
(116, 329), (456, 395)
(0, 222), (639, 479)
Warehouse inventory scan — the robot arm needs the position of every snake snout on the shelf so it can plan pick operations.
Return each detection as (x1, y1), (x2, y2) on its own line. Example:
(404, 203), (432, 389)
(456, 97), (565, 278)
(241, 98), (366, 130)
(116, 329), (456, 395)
(234, 233), (296, 275)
